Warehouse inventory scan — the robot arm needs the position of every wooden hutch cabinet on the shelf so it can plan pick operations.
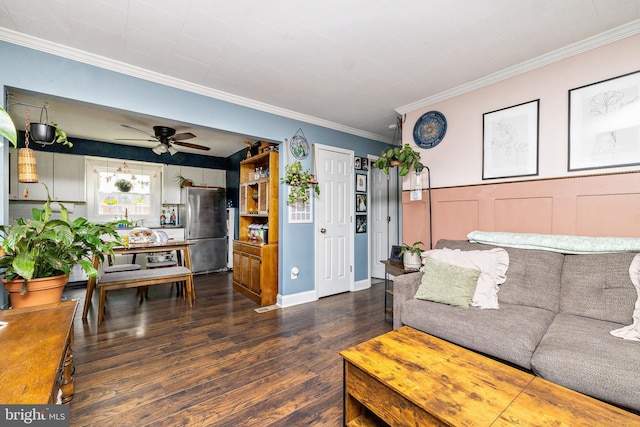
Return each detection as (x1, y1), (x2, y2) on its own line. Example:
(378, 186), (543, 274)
(233, 150), (279, 305)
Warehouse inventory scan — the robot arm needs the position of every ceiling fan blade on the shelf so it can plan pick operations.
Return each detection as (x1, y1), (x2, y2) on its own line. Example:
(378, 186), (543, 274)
(173, 141), (211, 151)
(172, 132), (196, 141)
(121, 124), (156, 138)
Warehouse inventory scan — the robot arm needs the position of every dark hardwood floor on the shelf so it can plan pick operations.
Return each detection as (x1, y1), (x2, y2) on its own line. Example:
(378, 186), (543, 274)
(64, 273), (391, 426)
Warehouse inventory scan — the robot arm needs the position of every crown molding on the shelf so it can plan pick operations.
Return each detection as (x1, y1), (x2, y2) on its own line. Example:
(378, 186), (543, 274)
(396, 19), (640, 115)
(0, 28), (390, 143)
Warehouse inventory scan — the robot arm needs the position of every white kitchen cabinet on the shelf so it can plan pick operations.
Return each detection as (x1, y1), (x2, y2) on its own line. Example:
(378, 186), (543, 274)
(163, 165), (225, 204)
(202, 168), (225, 187)
(180, 166), (202, 186)
(9, 149), (85, 202)
(162, 227), (185, 240)
(52, 153), (85, 202)
(162, 164), (182, 204)
(183, 166), (225, 187)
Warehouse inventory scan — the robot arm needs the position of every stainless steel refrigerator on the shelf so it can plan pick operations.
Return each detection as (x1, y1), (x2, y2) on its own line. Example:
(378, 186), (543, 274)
(179, 187), (228, 274)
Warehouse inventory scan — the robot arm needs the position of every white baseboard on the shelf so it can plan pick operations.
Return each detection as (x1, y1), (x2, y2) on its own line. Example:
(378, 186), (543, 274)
(278, 280), (372, 307)
(277, 290), (317, 308)
(353, 278), (371, 292)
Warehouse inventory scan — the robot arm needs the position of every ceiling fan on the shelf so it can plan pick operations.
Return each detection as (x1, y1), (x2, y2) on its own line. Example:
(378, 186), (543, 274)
(117, 124), (211, 155)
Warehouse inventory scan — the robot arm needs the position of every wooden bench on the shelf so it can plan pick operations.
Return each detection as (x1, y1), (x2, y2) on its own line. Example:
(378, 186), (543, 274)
(97, 266), (194, 325)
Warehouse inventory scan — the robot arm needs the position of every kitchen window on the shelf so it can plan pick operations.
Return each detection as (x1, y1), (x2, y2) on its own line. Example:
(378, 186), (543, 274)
(86, 157), (162, 223)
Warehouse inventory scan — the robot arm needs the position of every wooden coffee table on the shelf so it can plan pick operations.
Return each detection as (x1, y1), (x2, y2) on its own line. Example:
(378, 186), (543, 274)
(340, 326), (640, 426)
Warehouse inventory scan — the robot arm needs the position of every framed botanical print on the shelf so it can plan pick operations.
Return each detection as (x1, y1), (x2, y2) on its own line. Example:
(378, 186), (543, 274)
(483, 99), (539, 180)
(569, 70), (640, 171)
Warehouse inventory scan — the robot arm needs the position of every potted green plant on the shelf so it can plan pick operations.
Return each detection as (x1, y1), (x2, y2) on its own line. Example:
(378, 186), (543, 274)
(114, 178), (133, 192)
(372, 143), (424, 176)
(174, 173), (194, 188)
(399, 241), (425, 270)
(281, 161), (320, 204)
(0, 105), (17, 147)
(0, 184), (124, 308)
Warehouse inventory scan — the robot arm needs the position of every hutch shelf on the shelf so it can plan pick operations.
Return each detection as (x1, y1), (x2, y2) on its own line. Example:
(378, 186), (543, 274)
(233, 150), (279, 306)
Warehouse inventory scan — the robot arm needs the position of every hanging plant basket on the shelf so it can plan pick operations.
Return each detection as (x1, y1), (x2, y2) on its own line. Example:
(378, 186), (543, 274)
(115, 179), (133, 192)
(29, 105), (57, 144)
(281, 161), (320, 204)
(29, 123), (56, 144)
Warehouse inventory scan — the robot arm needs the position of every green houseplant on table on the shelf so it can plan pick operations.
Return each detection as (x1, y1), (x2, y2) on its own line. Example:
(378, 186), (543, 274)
(0, 184), (124, 308)
(399, 241), (425, 270)
(281, 161), (320, 204)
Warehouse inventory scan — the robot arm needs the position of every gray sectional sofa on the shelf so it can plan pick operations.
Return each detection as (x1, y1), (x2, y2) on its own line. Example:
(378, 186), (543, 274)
(393, 239), (640, 413)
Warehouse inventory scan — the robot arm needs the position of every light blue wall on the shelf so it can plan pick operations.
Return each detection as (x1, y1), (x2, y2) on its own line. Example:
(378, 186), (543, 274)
(0, 41), (393, 297)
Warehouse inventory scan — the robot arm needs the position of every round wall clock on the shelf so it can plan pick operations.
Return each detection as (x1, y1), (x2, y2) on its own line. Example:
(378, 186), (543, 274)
(413, 110), (447, 149)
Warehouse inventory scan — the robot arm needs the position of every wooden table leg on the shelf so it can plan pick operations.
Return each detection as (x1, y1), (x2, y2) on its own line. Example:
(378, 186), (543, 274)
(59, 329), (75, 404)
(98, 287), (106, 326)
(183, 246), (195, 302)
(82, 255), (100, 319)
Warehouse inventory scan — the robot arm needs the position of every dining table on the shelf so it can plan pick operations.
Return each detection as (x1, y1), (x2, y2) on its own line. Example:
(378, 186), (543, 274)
(82, 240), (194, 319)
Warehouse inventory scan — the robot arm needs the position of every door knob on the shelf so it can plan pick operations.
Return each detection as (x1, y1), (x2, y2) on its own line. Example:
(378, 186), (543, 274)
(320, 228), (326, 234)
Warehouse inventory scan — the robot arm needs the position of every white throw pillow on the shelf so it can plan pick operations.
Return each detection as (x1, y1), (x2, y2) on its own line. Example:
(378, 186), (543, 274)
(421, 247), (509, 309)
(610, 254), (640, 341)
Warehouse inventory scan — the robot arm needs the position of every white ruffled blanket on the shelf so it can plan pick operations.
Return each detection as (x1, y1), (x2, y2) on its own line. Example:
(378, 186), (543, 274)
(467, 231), (640, 342)
(467, 230), (640, 254)
(610, 254), (640, 341)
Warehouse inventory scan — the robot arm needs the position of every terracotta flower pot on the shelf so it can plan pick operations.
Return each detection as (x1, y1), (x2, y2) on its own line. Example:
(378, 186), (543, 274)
(390, 160), (403, 167)
(2, 274), (68, 308)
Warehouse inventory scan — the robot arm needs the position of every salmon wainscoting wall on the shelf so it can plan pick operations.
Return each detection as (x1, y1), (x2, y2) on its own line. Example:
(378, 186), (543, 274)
(402, 172), (640, 246)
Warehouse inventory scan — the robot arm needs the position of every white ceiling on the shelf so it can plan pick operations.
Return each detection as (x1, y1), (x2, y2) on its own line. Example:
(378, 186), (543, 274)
(1, 0), (640, 157)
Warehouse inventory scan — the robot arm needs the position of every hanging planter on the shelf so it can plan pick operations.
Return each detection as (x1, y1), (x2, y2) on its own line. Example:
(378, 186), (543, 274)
(115, 178), (133, 192)
(372, 143), (424, 176)
(281, 161), (320, 204)
(29, 105), (56, 144)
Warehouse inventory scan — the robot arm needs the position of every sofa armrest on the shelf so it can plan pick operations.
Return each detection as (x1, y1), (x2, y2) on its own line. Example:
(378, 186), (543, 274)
(392, 271), (423, 330)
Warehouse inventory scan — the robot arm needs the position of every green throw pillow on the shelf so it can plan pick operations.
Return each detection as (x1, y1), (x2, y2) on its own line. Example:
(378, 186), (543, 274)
(415, 257), (480, 307)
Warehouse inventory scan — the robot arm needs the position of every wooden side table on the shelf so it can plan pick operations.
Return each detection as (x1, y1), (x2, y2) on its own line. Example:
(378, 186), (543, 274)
(381, 260), (416, 322)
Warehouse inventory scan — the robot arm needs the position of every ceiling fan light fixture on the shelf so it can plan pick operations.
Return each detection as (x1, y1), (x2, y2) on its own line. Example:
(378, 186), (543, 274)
(152, 144), (167, 155)
(168, 145), (178, 156)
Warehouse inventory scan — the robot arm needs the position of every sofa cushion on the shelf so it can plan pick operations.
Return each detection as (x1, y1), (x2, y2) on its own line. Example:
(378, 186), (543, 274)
(400, 299), (555, 369)
(531, 313), (640, 412)
(415, 257), (480, 307)
(422, 247), (509, 309)
(560, 252), (638, 324)
(436, 240), (564, 313)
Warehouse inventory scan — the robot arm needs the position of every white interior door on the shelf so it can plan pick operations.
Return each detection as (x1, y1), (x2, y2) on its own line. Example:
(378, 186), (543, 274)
(370, 162), (398, 278)
(315, 145), (353, 298)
